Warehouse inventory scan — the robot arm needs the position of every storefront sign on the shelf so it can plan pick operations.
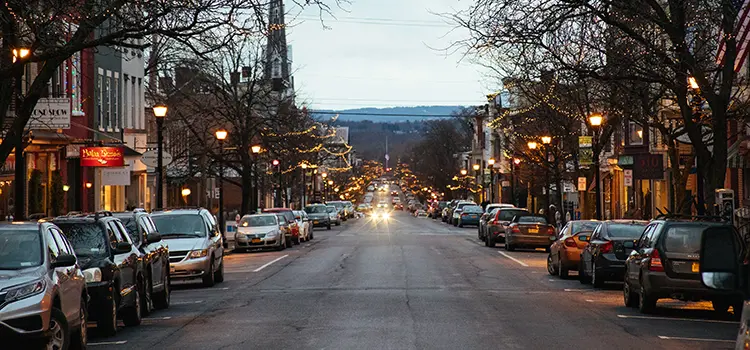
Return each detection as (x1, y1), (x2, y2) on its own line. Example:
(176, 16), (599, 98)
(577, 177), (587, 191)
(578, 136), (593, 166)
(618, 155), (634, 166)
(633, 154), (664, 180)
(28, 97), (71, 129)
(101, 168), (130, 186)
(141, 149), (173, 168)
(80, 147), (124, 167)
(624, 169), (633, 186)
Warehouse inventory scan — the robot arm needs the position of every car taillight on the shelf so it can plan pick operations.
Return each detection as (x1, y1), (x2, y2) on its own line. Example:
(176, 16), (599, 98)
(564, 238), (577, 248)
(547, 226), (555, 235)
(648, 249), (664, 272)
(492, 218), (499, 224)
(461, 213), (468, 217)
(511, 226), (520, 233)
(599, 241), (613, 254)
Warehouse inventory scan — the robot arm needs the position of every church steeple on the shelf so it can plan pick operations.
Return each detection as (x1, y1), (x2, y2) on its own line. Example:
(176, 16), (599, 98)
(265, 0), (290, 91)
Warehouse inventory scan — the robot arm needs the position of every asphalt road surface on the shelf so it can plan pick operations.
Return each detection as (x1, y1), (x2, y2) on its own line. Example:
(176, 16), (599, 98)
(90, 190), (739, 349)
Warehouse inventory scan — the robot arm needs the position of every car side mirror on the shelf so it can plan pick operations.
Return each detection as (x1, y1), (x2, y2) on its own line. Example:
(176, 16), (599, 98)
(51, 254), (77, 268)
(700, 226), (742, 291)
(113, 241), (132, 254)
(146, 232), (162, 244)
(623, 241), (635, 249)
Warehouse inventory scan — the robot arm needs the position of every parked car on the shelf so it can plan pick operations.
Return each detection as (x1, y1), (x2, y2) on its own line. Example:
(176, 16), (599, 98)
(262, 208), (300, 244)
(150, 208), (224, 288)
(305, 204), (332, 230)
(504, 215), (556, 251)
(415, 209), (428, 218)
(483, 208), (531, 247)
(429, 201), (447, 219)
(457, 205), (483, 227)
(484, 203), (515, 214)
(624, 218), (743, 314)
(478, 208), (500, 240)
(547, 220), (599, 278)
(343, 201), (355, 218)
(580, 220), (648, 287)
(0, 222), (88, 349)
(698, 224), (750, 345)
(326, 205), (342, 226)
(235, 214), (288, 251)
(451, 201), (477, 226)
(293, 210), (313, 242)
(326, 201), (349, 221)
(54, 213), (145, 335)
(112, 211), (171, 314)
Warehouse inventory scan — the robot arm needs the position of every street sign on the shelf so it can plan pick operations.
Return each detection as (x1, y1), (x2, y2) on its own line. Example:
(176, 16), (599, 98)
(141, 150), (173, 168)
(577, 177), (587, 191)
(624, 169), (633, 187)
(501, 180), (510, 187)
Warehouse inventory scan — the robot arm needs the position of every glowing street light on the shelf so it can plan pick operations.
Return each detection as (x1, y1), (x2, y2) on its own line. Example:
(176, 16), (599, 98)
(588, 113), (603, 127)
(527, 141), (538, 150)
(541, 136), (552, 144)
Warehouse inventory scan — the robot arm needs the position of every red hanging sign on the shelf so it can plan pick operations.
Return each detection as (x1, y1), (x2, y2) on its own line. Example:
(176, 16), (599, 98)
(80, 147), (124, 167)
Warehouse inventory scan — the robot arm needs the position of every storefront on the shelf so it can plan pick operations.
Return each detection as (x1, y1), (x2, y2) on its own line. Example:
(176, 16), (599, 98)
(80, 146), (127, 211)
(630, 153), (668, 219)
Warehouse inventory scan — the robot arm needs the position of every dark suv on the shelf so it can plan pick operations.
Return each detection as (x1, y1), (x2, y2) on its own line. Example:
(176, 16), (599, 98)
(112, 211), (170, 313)
(53, 213), (145, 336)
(623, 218), (743, 314)
(579, 220), (648, 287)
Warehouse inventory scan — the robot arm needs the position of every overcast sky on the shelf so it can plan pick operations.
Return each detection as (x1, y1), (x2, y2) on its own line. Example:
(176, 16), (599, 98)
(287, 0), (491, 111)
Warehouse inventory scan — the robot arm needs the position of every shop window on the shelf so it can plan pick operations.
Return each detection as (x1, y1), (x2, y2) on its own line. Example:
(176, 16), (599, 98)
(628, 122), (644, 146)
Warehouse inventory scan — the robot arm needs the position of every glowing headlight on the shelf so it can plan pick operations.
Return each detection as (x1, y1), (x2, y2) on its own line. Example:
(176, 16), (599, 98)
(266, 230), (279, 237)
(188, 249), (209, 259)
(83, 268), (102, 283)
(4, 279), (45, 302)
(382, 212), (390, 219)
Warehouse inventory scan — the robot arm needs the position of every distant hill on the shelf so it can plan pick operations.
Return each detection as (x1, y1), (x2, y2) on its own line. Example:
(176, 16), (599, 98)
(312, 105), (466, 122)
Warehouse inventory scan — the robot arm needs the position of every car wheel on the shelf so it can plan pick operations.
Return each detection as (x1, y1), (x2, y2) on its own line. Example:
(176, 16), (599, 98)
(579, 260), (591, 284)
(122, 285), (142, 326)
(547, 254), (559, 276)
(623, 276), (639, 308)
(458, 221), (463, 228)
(478, 228), (482, 240)
(558, 256), (569, 278)
(202, 259), (216, 287)
(97, 289), (118, 336)
(153, 273), (170, 310)
(327, 225), (331, 230)
(142, 275), (153, 316)
(294, 236), (300, 245)
(487, 234), (496, 248)
(46, 307), (70, 350)
(638, 282), (657, 314)
(592, 261), (604, 288)
(69, 297), (87, 350)
(214, 259), (225, 283)
(336, 221), (341, 226)
(286, 236), (293, 249)
(310, 231), (314, 240)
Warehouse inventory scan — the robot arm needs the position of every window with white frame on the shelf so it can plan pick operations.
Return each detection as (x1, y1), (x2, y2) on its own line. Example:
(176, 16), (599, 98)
(105, 74), (111, 130)
(97, 69), (104, 129)
(628, 121), (644, 146)
(123, 74), (129, 129)
(113, 73), (119, 130)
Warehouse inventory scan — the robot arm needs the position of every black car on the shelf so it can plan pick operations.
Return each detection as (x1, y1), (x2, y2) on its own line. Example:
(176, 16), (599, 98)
(112, 211), (171, 313)
(304, 204), (332, 230)
(53, 213), (145, 335)
(623, 218), (743, 314)
(579, 220), (648, 287)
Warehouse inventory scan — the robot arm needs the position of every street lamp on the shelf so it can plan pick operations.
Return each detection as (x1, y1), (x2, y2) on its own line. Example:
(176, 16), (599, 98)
(250, 144), (262, 212)
(541, 136), (552, 209)
(588, 113), (603, 220)
(215, 129), (227, 234)
(181, 188), (191, 205)
(460, 169), (467, 176)
(272, 160), (281, 207)
(301, 163), (308, 208)
(13, 47), (29, 220)
(687, 77), (705, 213)
(511, 158), (521, 207)
(527, 141), (538, 150)
(153, 104), (168, 209)
(488, 158), (496, 203)
(472, 163), (481, 202)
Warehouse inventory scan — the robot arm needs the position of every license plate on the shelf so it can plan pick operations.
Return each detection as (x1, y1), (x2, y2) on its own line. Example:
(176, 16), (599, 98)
(692, 262), (699, 273)
(528, 228), (538, 233)
(251, 238), (261, 243)
(470, 215), (477, 218)
(314, 221), (319, 224)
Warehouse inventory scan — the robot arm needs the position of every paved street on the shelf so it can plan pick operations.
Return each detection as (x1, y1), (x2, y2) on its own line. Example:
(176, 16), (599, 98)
(87, 202), (739, 349)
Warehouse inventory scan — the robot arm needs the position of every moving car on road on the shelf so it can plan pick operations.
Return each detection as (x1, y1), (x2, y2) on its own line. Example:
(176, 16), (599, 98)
(504, 215), (556, 251)
(293, 210), (313, 242)
(0, 222), (88, 349)
(326, 201), (349, 221)
(235, 214), (287, 251)
(54, 213), (145, 335)
(547, 220), (598, 278)
(327, 205), (342, 226)
(579, 220), (648, 287)
(457, 205), (483, 227)
(304, 204), (332, 230)
(483, 208), (530, 247)
(151, 208), (225, 288)
(624, 219), (743, 314)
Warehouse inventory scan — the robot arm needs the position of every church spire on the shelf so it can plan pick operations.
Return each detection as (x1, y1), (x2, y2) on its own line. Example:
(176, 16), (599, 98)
(265, 0), (290, 91)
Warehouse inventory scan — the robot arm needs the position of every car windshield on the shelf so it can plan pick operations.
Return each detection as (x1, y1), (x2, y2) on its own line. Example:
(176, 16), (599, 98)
(571, 221), (600, 235)
(305, 206), (327, 214)
(663, 225), (703, 254)
(329, 202), (344, 208)
(151, 215), (206, 238)
(57, 223), (108, 256)
(327, 206), (336, 213)
(607, 223), (646, 238)
(463, 206), (483, 213)
(498, 209), (529, 221)
(0, 229), (43, 269)
(518, 216), (547, 224)
(276, 214), (287, 224)
(241, 216), (277, 227)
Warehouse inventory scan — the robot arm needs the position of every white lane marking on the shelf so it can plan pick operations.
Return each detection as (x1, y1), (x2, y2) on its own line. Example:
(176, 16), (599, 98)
(90, 341), (128, 346)
(143, 316), (172, 321)
(221, 287), (230, 290)
(498, 251), (529, 267)
(618, 314), (738, 324)
(172, 300), (204, 305)
(564, 289), (588, 292)
(585, 299), (595, 303)
(657, 336), (734, 343)
(253, 254), (289, 272)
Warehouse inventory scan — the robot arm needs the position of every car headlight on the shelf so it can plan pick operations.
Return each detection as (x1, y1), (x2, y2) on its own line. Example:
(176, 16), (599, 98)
(383, 212), (390, 219)
(188, 249), (209, 259)
(4, 279), (45, 302)
(266, 230), (279, 237)
(83, 267), (102, 283)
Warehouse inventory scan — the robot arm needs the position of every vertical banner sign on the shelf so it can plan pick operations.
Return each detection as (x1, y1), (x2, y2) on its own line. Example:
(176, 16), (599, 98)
(578, 136), (593, 166)
(577, 177), (587, 191)
(624, 169), (633, 187)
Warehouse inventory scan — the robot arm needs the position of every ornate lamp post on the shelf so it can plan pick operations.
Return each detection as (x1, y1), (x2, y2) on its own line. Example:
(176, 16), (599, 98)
(512, 158), (521, 207)
(300, 163), (308, 208)
(13, 48), (29, 220)
(153, 104), (168, 209)
(588, 113), (603, 220)
(251, 144), (262, 212)
(215, 129), (227, 233)
(541, 136), (552, 209)
(487, 158), (496, 203)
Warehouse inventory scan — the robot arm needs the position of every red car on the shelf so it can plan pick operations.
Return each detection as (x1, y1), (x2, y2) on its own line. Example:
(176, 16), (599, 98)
(262, 208), (300, 244)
